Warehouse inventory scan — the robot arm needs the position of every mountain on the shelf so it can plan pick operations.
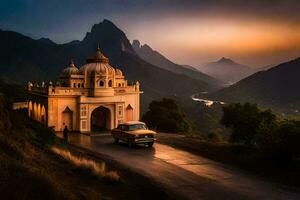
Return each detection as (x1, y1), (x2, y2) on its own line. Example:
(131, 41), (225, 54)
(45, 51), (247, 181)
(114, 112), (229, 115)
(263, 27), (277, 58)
(198, 57), (254, 84)
(0, 19), (222, 114)
(132, 40), (221, 86)
(210, 58), (300, 113)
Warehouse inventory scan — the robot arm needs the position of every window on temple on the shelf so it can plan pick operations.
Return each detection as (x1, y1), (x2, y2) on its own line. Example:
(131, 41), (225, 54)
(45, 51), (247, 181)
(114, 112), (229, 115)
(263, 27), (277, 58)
(108, 80), (112, 87)
(81, 120), (87, 129)
(99, 80), (104, 87)
(78, 83), (80, 88)
(73, 83), (76, 88)
(81, 106), (87, 116)
(81, 83), (84, 88)
(118, 105), (123, 116)
(118, 83), (121, 87)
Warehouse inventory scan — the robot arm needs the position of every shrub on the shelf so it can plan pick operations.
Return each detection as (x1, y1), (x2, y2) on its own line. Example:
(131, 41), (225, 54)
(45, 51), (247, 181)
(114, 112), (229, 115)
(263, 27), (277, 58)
(142, 98), (190, 133)
(207, 128), (224, 142)
(258, 120), (300, 160)
(220, 102), (276, 145)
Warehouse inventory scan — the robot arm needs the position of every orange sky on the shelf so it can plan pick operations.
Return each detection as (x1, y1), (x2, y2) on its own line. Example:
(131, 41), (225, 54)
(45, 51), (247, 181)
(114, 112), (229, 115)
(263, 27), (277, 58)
(2, 0), (300, 67)
(125, 17), (300, 67)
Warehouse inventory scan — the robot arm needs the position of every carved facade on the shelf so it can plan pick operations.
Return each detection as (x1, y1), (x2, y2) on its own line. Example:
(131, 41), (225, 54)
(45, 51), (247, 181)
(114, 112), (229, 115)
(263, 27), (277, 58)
(27, 48), (142, 134)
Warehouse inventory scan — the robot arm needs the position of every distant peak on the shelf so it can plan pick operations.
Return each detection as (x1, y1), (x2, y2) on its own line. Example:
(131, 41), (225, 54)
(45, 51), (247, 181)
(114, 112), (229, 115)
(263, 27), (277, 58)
(38, 37), (55, 45)
(102, 19), (116, 26)
(132, 40), (141, 50)
(217, 57), (235, 64)
(140, 44), (152, 51)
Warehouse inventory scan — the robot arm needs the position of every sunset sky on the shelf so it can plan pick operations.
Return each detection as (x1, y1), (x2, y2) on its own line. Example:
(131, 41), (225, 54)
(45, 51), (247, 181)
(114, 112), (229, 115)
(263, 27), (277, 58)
(1, 0), (300, 67)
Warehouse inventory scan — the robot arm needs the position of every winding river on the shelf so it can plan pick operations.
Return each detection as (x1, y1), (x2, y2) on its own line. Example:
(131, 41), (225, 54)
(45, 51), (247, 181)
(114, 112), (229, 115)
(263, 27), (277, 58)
(191, 93), (225, 107)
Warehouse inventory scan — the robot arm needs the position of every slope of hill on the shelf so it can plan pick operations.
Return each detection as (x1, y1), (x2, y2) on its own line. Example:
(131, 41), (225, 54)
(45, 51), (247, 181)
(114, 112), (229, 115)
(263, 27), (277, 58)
(198, 57), (254, 84)
(0, 20), (222, 113)
(0, 82), (173, 200)
(210, 58), (300, 113)
(132, 40), (221, 86)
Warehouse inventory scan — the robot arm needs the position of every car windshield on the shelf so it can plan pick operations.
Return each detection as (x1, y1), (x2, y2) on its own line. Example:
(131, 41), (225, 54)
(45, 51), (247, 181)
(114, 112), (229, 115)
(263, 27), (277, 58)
(127, 124), (147, 131)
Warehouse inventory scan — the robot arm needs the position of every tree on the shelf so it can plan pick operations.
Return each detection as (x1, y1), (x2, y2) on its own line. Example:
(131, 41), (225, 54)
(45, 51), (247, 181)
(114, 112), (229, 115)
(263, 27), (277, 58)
(220, 103), (276, 145)
(142, 98), (190, 133)
(259, 120), (300, 160)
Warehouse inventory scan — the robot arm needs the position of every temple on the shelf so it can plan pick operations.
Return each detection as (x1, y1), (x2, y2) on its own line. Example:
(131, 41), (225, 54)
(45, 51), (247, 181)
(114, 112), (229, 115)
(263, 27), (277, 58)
(27, 48), (142, 134)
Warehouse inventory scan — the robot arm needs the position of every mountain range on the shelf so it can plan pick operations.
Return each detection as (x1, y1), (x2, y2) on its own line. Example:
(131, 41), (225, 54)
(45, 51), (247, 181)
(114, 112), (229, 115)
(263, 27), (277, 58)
(197, 57), (254, 84)
(132, 40), (221, 85)
(210, 57), (300, 113)
(0, 19), (222, 114)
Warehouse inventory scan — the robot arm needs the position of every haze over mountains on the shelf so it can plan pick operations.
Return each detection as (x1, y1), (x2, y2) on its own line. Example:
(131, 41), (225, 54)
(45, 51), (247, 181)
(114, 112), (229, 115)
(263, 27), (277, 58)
(0, 19), (222, 114)
(197, 57), (254, 84)
(132, 40), (221, 85)
(210, 57), (300, 113)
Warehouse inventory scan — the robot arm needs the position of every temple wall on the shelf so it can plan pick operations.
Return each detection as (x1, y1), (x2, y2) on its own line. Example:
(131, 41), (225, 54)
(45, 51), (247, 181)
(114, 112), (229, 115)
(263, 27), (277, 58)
(48, 97), (79, 131)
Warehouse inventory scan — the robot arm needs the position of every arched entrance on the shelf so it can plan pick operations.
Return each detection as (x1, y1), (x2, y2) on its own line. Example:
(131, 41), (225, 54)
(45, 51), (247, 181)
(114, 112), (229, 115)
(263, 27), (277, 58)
(62, 107), (73, 131)
(126, 104), (133, 121)
(91, 106), (111, 131)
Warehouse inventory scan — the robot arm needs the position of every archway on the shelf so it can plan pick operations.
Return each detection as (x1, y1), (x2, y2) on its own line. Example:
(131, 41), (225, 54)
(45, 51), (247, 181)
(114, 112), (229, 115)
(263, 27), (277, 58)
(28, 101), (33, 118)
(41, 105), (46, 124)
(37, 104), (41, 121)
(62, 107), (73, 131)
(33, 102), (38, 120)
(91, 106), (111, 131)
(126, 104), (133, 121)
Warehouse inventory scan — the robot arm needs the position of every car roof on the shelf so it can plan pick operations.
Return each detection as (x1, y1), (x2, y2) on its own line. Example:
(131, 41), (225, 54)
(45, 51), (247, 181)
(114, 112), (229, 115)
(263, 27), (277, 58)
(120, 121), (146, 126)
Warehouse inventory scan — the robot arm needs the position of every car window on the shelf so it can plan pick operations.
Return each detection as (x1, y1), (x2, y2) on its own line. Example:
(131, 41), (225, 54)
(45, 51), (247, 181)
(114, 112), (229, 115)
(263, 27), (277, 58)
(123, 125), (129, 131)
(128, 124), (147, 131)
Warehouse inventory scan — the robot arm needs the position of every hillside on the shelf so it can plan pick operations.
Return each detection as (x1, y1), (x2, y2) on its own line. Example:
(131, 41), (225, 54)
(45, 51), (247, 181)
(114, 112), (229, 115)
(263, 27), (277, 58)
(210, 57), (300, 113)
(0, 83), (173, 200)
(0, 20), (222, 113)
(198, 57), (254, 84)
(132, 40), (221, 86)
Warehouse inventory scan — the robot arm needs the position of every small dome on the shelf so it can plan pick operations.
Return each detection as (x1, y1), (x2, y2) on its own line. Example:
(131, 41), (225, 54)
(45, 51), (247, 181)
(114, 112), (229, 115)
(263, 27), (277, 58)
(61, 60), (79, 75)
(115, 69), (123, 76)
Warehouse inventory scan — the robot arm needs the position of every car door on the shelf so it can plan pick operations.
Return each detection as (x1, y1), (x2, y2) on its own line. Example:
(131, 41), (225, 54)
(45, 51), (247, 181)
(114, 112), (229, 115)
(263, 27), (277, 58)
(119, 125), (129, 141)
(113, 125), (122, 139)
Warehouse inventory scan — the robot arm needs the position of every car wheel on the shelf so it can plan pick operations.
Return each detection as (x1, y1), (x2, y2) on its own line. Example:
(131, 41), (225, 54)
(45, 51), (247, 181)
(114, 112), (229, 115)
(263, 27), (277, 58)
(147, 142), (154, 147)
(114, 138), (119, 144)
(128, 141), (134, 148)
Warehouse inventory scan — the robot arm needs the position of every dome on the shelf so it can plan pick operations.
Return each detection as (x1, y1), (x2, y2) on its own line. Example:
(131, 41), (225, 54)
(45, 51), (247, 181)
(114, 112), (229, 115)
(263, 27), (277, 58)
(79, 48), (116, 76)
(115, 69), (123, 76)
(61, 60), (79, 75)
(79, 62), (115, 76)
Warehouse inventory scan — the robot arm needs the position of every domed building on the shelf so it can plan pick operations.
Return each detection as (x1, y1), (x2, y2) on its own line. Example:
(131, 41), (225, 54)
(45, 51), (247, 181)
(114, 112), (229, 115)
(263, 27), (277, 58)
(27, 48), (142, 134)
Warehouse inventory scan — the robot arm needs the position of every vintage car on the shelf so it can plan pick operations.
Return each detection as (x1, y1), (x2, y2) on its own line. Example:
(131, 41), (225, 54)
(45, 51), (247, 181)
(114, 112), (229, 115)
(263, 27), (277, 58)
(111, 121), (157, 147)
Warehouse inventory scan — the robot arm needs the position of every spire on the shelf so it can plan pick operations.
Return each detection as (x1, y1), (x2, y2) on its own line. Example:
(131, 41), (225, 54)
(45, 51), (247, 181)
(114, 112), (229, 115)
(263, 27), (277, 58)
(86, 45), (109, 63)
(68, 59), (75, 67)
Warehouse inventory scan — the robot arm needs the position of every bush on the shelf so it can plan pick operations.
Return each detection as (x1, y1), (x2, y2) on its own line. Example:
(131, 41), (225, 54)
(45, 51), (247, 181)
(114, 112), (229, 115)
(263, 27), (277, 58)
(221, 102), (300, 160)
(142, 98), (190, 133)
(208, 128), (224, 142)
(220, 102), (276, 145)
(258, 120), (300, 160)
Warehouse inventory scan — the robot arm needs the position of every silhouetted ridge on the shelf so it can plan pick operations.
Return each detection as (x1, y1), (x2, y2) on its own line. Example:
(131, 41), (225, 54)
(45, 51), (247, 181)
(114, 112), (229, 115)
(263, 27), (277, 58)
(211, 57), (300, 113)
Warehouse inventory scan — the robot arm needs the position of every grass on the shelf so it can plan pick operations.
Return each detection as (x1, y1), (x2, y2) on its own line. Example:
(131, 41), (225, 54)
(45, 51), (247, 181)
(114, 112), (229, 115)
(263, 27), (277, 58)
(52, 147), (120, 183)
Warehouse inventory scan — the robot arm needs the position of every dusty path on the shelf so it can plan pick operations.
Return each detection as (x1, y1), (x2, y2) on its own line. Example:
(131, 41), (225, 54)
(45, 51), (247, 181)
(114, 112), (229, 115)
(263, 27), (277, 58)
(59, 133), (300, 200)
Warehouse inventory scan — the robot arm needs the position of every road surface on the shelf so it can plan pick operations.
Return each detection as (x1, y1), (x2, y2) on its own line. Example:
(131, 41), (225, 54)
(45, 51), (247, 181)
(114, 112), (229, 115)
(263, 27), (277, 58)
(59, 133), (300, 200)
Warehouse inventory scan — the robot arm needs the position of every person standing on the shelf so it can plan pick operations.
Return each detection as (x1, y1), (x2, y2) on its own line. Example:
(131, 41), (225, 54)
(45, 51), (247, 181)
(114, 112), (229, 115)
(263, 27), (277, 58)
(63, 125), (69, 143)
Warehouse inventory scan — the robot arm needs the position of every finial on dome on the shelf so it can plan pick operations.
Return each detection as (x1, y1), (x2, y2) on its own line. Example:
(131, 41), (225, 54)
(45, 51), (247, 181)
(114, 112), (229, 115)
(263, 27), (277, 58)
(69, 59), (75, 67)
(97, 43), (100, 51)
